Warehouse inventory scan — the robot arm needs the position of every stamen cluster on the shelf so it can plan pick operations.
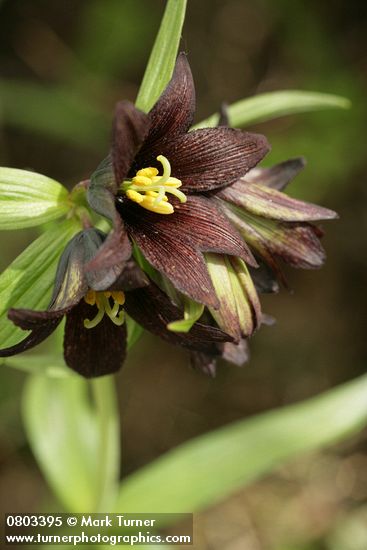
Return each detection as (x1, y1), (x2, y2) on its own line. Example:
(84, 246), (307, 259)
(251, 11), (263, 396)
(120, 155), (186, 214)
(83, 290), (125, 328)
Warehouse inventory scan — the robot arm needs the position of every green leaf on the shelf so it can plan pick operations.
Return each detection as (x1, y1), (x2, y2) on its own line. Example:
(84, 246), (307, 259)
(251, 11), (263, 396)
(0, 218), (81, 348)
(0, 80), (109, 149)
(194, 90), (351, 129)
(0, 353), (72, 377)
(23, 374), (119, 512)
(0, 168), (70, 230)
(117, 374), (367, 519)
(135, 0), (187, 113)
(22, 374), (119, 512)
(167, 299), (204, 333)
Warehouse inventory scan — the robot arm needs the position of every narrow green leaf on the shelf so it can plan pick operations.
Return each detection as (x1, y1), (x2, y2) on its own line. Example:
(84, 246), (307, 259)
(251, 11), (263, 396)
(117, 374), (367, 518)
(135, 0), (187, 113)
(194, 90), (351, 129)
(0, 168), (70, 229)
(90, 376), (120, 511)
(23, 375), (98, 511)
(0, 218), (81, 348)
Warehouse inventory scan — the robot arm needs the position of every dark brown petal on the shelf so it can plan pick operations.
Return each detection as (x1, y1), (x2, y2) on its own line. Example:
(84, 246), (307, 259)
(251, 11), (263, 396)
(134, 53), (195, 166)
(107, 260), (149, 291)
(86, 159), (133, 281)
(219, 181), (338, 222)
(112, 100), (150, 184)
(190, 351), (217, 377)
(243, 158), (306, 190)
(136, 127), (270, 193)
(81, 229), (125, 291)
(0, 312), (62, 358)
(84, 215), (132, 283)
(124, 281), (233, 355)
(64, 300), (126, 378)
(226, 205), (327, 270)
(222, 204), (288, 285)
(49, 231), (89, 310)
(8, 306), (67, 330)
(118, 195), (256, 307)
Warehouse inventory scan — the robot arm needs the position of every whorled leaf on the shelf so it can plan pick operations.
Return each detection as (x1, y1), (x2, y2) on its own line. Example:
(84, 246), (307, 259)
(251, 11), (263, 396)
(0, 218), (81, 348)
(0, 168), (70, 230)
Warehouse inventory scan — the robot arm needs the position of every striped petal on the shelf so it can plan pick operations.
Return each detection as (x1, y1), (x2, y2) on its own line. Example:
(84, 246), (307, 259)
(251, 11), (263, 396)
(118, 195), (256, 308)
(219, 181), (337, 222)
(243, 157), (306, 190)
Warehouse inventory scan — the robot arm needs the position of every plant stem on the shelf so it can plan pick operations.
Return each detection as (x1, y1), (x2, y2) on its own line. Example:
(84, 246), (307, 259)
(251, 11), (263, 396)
(91, 375), (120, 511)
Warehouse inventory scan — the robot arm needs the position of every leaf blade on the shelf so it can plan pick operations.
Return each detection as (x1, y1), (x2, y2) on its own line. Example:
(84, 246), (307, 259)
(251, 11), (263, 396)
(117, 375), (367, 517)
(0, 168), (70, 229)
(0, 218), (81, 348)
(22, 374), (120, 513)
(194, 90), (351, 129)
(135, 0), (187, 113)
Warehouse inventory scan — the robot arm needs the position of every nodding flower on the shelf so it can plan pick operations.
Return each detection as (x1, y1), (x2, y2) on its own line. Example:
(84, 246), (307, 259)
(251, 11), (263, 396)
(0, 229), (232, 377)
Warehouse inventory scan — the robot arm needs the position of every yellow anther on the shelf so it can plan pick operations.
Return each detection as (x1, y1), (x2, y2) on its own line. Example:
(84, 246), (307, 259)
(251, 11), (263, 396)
(121, 155), (186, 214)
(83, 290), (126, 329)
(126, 189), (144, 203)
(111, 291), (125, 306)
(84, 290), (96, 306)
(133, 175), (154, 186)
(136, 167), (158, 178)
(140, 195), (174, 214)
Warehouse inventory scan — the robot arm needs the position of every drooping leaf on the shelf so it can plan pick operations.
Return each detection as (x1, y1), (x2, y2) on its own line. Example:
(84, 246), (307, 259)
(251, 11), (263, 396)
(116, 374), (367, 518)
(22, 374), (119, 512)
(194, 90), (351, 129)
(135, 0), (187, 113)
(0, 168), (70, 229)
(0, 218), (81, 348)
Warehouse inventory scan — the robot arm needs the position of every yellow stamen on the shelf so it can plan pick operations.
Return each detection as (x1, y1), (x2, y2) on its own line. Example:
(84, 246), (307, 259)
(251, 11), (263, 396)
(83, 290), (126, 329)
(121, 155), (187, 215)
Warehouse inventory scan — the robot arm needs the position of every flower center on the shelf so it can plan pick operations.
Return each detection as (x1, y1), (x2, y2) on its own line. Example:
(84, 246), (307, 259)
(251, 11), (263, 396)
(121, 155), (187, 214)
(83, 290), (125, 329)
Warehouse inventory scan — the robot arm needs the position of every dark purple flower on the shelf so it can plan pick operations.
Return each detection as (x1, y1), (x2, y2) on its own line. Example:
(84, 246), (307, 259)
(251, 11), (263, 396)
(87, 53), (270, 308)
(85, 53), (337, 376)
(0, 229), (231, 377)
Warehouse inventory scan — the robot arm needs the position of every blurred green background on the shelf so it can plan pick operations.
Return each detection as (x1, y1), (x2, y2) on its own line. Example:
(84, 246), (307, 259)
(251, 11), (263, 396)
(1, 1), (367, 548)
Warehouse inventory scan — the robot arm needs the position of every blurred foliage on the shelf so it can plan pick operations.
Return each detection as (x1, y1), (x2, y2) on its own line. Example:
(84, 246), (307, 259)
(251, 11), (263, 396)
(0, 1), (367, 549)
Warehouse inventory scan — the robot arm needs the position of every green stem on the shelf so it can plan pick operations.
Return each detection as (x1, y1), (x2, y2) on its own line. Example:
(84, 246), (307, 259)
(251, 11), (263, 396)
(91, 375), (120, 511)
